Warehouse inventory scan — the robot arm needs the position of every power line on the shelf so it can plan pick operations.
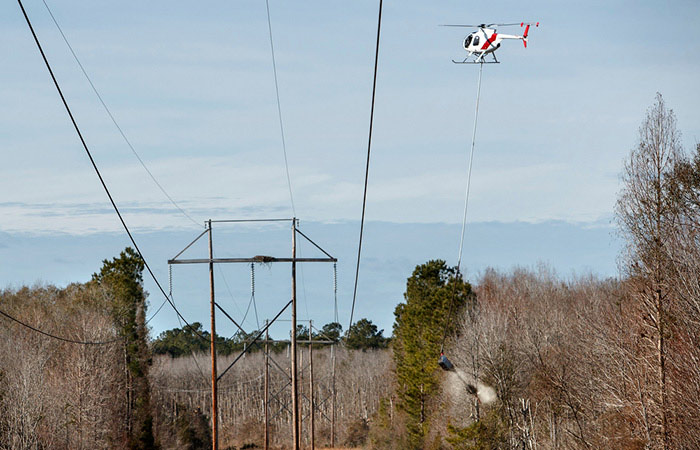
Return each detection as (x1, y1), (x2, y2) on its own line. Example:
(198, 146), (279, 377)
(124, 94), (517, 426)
(143, 263), (170, 325)
(297, 238), (311, 321)
(349, 0), (383, 331)
(145, 296), (169, 325)
(0, 308), (119, 345)
(264, 0), (295, 217)
(40, 0), (202, 230)
(17, 0), (208, 343)
(216, 262), (247, 322)
(333, 263), (338, 324)
(167, 268), (208, 383)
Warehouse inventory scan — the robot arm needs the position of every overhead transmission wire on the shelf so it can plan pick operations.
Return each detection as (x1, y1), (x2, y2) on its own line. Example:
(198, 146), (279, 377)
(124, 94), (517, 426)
(40, 0), (204, 325)
(216, 262), (247, 321)
(297, 238), (311, 320)
(17, 0), (208, 344)
(264, 1), (315, 327)
(217, 260), (256, 332)
(440, 62), (484, 354)
(145, 295), (169, 325)
(333, 263), (338, 324)
(168, 265), (208, 383)
(0, 308), (120, 345)
(265, 0), (295, 217)
(40, 0), (202, 230)
(348, 0), (383, 331)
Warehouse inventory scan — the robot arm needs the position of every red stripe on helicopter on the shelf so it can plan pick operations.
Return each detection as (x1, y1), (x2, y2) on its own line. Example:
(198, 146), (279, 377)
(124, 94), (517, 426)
(481, 33), (498, 50)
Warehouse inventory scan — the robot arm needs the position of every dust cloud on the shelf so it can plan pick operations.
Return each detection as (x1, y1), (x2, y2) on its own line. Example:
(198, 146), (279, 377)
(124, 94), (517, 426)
(446, 368), (496, 405)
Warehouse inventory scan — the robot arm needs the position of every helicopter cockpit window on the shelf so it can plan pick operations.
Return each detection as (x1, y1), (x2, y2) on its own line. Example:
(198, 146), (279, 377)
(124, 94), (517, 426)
(465, 35), (473, 47)
(472, 35), (480, 46)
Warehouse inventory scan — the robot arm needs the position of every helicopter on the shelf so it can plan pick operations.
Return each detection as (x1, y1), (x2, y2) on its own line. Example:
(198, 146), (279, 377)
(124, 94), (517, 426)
(442, 22), (539, 64)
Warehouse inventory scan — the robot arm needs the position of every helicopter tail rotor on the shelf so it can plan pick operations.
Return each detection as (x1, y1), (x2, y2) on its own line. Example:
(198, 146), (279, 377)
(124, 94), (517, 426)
(521, 21), (539, 48)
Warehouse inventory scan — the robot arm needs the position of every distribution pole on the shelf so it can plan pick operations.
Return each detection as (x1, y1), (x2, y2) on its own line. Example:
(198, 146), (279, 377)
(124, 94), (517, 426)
(291, 218), (300, 450)
(208, 220), (219, 450)
(332, 263), (338, 448)
(264, 320), (270, 450)
(168, 217), (337, 450)
(331, 343), (336, 448)
(309, 319), (315, 450)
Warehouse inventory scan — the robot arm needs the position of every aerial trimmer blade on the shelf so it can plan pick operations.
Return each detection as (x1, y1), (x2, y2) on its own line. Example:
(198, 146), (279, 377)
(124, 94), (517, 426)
(438, 352), (455, 371)
(439, 354), (482, 397)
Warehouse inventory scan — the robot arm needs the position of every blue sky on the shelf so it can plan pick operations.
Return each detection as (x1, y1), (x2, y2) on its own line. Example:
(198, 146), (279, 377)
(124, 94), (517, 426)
(1, 0), (699, 337)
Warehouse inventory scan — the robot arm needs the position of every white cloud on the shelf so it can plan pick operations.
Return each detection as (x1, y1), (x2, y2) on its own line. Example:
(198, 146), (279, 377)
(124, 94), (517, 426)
(2, 0), (698, 236)
(1, 152), (618, 234)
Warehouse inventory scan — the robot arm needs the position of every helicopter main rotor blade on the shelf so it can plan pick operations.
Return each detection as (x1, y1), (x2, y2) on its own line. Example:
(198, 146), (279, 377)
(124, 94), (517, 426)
(486, 22), (522, 27)
(441, 22), (537, 28)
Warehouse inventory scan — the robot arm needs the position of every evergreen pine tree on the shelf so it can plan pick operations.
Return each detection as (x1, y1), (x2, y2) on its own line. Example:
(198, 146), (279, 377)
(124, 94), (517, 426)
(92, 247), (158, 450)
(392, 260), (474, 448)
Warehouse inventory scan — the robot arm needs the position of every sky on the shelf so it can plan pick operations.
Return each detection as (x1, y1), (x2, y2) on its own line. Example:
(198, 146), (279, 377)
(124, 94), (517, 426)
(1, 0), (699, 338)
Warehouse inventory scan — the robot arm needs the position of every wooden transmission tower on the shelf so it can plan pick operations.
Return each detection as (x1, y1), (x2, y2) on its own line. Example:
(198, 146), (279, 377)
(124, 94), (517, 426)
(168, 218), (337, 450)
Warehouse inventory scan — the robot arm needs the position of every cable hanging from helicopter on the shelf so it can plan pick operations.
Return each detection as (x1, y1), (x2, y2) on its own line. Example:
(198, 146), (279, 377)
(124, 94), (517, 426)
(437, 21), (539, 376)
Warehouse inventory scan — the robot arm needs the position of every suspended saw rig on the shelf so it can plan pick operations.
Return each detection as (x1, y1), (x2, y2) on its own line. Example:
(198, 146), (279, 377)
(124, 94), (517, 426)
(436, 20), (539, 380)
(438, 352), (455, 371)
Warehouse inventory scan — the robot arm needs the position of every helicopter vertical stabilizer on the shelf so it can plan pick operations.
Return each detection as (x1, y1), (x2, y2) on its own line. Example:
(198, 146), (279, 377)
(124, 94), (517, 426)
(523, 24), (530, 47)
(521, 22), (539, 48)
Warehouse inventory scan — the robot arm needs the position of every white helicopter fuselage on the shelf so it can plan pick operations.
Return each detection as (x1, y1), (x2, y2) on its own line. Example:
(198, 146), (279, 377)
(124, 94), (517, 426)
(463, 27), (524, 55)
(447, 21), (537, 64)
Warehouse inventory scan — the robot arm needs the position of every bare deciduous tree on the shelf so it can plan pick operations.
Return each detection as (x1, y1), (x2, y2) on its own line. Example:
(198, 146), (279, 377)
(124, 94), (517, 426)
(150, 345), (392, 449)
(616, 93), (682, 450)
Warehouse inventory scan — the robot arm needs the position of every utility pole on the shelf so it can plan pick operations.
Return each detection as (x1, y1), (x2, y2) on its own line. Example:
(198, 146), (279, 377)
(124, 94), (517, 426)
(291, 218), (299, 450)
(309, 319), (315, 450)
(332, 263), (338, 449)
(261, 334), (336, 450)
(208, 220), (219, 450)
(264, 320), (269, 450)
(168, 218), (336, 450)
(331, 343), (336, 448)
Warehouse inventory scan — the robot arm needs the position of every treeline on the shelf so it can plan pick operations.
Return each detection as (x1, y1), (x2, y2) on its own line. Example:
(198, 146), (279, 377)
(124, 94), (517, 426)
(374, 264), (632, 449)
(0, 249), (156, 450)
(369, 94), (700, 449)
(151, 346), (392, 449)
(0, 247), (392, 449)
(152, 317), (389, 358)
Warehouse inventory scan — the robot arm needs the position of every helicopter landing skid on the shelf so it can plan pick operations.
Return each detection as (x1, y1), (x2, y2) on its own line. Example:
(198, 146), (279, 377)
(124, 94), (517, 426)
(452, 59), (500, 64)
(452, 52), (499, 64)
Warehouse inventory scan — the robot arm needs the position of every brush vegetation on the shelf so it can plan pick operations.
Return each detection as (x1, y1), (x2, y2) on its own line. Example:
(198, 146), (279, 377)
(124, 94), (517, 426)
(368, 94), (700, 450)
